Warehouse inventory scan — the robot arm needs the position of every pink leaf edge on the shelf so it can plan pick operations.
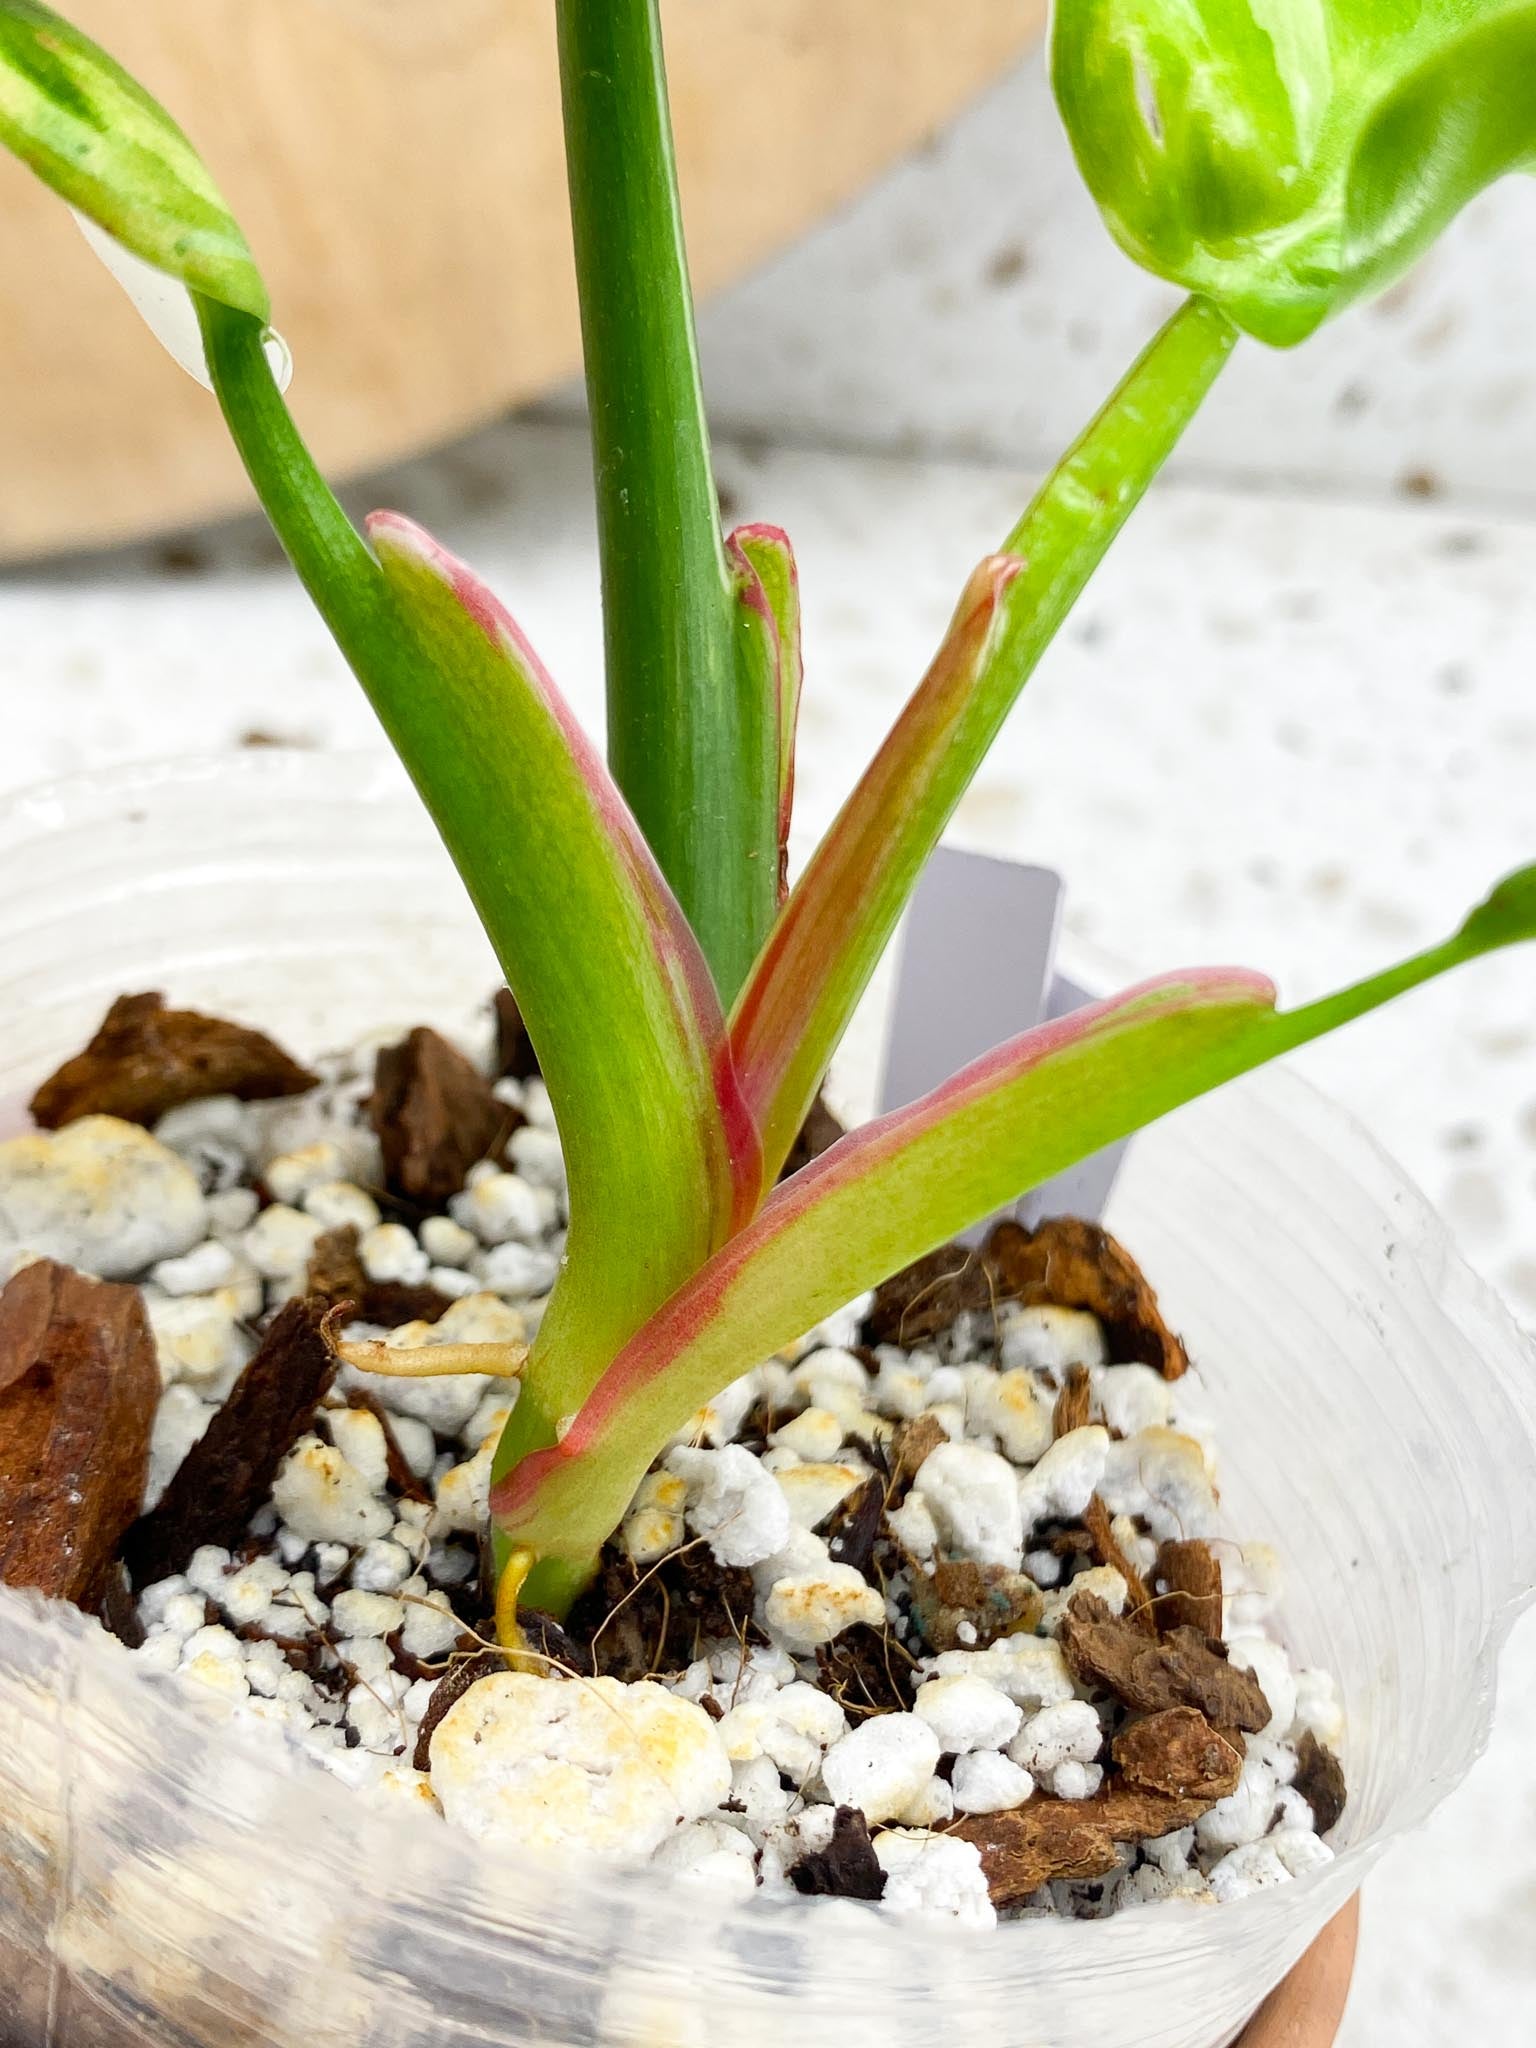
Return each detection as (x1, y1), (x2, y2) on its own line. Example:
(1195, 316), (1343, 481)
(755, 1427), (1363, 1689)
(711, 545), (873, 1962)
(490, 961), (1275, 1526)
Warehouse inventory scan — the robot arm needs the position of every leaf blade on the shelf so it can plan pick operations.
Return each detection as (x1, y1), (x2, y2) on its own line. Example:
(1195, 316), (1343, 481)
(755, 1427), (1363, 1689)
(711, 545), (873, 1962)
(0, 0), (266, 317)
(730, 296), (1236, 1178)
(498, 863), (1536, 1598)
(367, 513), (759, 1438)
(1052, 0), (1536, 346)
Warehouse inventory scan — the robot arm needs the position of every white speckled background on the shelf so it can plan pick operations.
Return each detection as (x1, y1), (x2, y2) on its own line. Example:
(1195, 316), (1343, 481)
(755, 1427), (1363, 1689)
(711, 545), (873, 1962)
(3, 46), (1534, 2044)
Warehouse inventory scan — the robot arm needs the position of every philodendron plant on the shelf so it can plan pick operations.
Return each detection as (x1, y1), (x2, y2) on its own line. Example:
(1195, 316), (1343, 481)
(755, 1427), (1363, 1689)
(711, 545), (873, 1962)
(3, 0), (1536, 1628)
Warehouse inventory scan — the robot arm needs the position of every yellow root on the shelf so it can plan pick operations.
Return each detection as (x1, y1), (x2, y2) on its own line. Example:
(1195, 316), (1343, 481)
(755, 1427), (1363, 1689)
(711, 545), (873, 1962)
(331, 1338), (529, 1380)
(494, 1546), (545, 1672)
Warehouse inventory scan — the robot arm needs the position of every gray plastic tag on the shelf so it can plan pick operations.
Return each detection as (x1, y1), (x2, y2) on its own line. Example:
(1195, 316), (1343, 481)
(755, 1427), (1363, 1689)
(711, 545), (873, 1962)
(879, 846), (1126, 1236)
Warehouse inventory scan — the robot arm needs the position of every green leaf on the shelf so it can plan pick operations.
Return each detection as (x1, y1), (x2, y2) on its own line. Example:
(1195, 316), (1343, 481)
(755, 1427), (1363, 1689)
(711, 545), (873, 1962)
(728, 524), (804, 900)
(1052, 0), (1536, 346)
(367, 514), (761, 1447)
(0, 1), (266, 318)
(730, 296), (1235, 1180)
(494, 862), (1536, 1605)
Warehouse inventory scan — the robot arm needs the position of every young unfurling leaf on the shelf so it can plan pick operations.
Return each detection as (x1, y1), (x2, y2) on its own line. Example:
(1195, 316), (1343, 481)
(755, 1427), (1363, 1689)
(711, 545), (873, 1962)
(1053, 0), (1536, 345)
(0, 1), (266, 319)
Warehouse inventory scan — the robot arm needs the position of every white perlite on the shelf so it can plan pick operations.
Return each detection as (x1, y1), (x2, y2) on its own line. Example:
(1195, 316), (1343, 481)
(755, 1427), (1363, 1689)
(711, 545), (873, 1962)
(429, 1673), (732, 1861)
(0, 1116), (206, 1277)
(107, 1015), (1341, 1931)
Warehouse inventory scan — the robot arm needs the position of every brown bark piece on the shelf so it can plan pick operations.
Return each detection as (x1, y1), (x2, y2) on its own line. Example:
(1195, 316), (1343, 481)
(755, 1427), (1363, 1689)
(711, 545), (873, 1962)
(778, 1093), (847, 1183)
(1157, 1537), (1224, 1638)
(1083, 1495), (1157, 1636)
(0, 1260), (158, 1606)
(1111, 1707), (1244, 1801)
(492, 987), (541, 1082)
(29, 991), (316, 1130)
(1059, 1591), (1271, 1732)
(123, 1297), (338, 1587)
(824, 1473), (884, 1576)
(864, 1244), (995, 1346)
(890, 1412), (948, 1493)
(370, 1026), (514, 1206)
(1293, 1731), (1348, 1837)
(953, 1782), (1220, 1907)
(907, 1558), (1043, 1653)
(305, 1224), (452, 1328)
(986, 1217), (1189, 1380)
(1052, 1363), (1094, 1438)
(788, 1806), (887, 1900)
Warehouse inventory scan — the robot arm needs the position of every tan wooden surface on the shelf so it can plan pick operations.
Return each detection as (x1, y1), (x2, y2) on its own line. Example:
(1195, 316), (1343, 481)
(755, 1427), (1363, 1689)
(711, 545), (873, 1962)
(1236, 1898), (1362, 2048)
(0, 0), (1046, 560)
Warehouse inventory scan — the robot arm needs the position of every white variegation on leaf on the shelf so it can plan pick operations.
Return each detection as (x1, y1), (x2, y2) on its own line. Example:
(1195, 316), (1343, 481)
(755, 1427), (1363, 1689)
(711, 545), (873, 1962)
(73, 210), (291, 394)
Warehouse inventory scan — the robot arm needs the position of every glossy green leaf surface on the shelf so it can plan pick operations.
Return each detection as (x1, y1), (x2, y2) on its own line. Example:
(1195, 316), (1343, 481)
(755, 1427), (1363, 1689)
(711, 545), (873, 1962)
(0, 1), (266, 317)
(495, 861), (1536, 1602)
(730, 296), (1236, 1180)
(367, 515), (759, 1449)
(1053, 0), (1536, 345)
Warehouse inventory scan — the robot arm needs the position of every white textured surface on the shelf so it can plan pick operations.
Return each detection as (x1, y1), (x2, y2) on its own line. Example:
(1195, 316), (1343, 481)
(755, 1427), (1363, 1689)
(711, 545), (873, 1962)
(4, 49), (1536, 2033)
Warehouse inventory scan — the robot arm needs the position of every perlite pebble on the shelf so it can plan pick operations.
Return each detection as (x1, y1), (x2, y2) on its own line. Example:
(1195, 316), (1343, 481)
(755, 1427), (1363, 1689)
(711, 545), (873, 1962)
(913, 1674), (1022, 1755)
(820, 1713), (940, 1824)
(449, 1171), (550, 1247)
(650, 1819), (758, 1894)
(668, 1443), (791, 1568)
(874, 1830), (995, 1929)
(715, 1683), (848, 1784)
(420, 1214), (478, 1268)
(922, 1637), (1076, 1710)
(951, 1749), (1035, 1814)
(761, 1560), (885, 1653)
(360, 1222), (431, 1286)
(471, 1240), (560, 1298)
(912, 1441), (1024, 1568)
(1009, 1700), (1103, 1775)
(150, 1239), (241, 1296)
(266, 1142), (352, 1206)
(303, 1181), (381, 1234)
(507, 1124), (566, 1197)
(1016, 1426), (1110, 1531)
(144, 1384), (214, 1509)
(775, 1460), (866, 1532)
(0, 1116), (207, 1278)
(241, 1203), (324, 1279)
(273, 1434), (394, 1545)
(429, 1674), (732, 1862)
(998, 1304), (1107, 1378)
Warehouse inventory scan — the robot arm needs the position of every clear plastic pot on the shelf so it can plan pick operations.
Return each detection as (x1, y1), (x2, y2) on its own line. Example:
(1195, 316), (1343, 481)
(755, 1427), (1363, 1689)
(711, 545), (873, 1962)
(0, 752), (1532, 2048)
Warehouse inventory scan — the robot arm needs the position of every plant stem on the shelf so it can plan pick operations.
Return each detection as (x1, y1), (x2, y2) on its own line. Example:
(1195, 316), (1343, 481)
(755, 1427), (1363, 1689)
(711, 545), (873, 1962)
(556, 0), (777, 1001)
(196, 298), (398, 683)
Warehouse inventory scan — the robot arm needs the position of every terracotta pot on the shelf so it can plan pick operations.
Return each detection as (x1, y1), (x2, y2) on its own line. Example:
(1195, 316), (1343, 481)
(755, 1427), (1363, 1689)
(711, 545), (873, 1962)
(0, 0), (1045, 559)
(1237, 1899), (1361, 2047)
